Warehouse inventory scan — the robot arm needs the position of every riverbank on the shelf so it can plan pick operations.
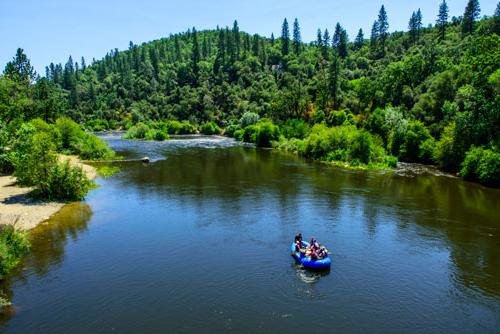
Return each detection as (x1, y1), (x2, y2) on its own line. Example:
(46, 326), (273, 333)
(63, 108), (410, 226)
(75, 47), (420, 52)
(0, 155), (96, 230)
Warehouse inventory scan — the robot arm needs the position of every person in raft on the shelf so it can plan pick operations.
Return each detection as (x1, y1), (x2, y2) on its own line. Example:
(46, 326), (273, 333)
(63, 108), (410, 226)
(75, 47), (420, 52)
(295, 233), (306, 253)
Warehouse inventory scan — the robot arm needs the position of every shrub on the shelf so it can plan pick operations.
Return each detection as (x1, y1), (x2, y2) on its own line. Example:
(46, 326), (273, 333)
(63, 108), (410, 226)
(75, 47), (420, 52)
(40, 160), (94, 201)
(460, 147), (500, 187)
(328, 110), (347, 126)
(242, 125), (258, 143)
(384, 155), (398, 168)
(278, 119), (310, 139)
(274, 137), (304, 153)
(0, 226), (30, 279)
(124, 122), (149, 139)
(200, 121), (221, 135)
(239, 112), (260, 128)
(254, 121), (280, 147)
(350, 131), (373, 164)
(13, 131), (57, 186)
(77, 135), (115, 160)
(55, 117), (85, 152)
(399, 120), (433, 162)
(225, 124), (240, 137)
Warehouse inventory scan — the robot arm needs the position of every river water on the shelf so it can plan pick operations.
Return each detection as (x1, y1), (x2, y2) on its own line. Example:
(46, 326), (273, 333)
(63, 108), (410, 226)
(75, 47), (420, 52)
(1, 134), (499, 333)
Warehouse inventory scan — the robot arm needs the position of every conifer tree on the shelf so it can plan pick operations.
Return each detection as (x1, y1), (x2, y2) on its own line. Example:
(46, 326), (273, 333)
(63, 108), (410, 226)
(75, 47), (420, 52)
(409, 12), (417, 44)
(233, 20), (241, 60)
(494, 2), (500, 34)
(271, 33), (275, 46)
(213, 29), (226, 74)
(332, 23), (342, 49)
(191, 27), (200, 85)
(370, 20), (380, 51)
(354, 29), (364, 49)
(3, 48), (37, 83)
(174, 35), (182, 61)
(281, 18), (290, 56)
(81, 56), (86, 71)
(436, 0), (449, 41)
(377, 5), (389, 55)
(322, 29), (330, 59)
(316, 29), (323, 48)
(292, 18), (302, 54)
(338, 29), (348, 59)
(462, 0), (481, 35)
(415, 9), (423, 39)
(329, 52), (341, 109)
(252, 34), (260, 57)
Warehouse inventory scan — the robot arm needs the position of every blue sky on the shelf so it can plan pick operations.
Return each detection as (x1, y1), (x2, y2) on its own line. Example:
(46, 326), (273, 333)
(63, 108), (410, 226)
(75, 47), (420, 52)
(0, 0), (497, 74)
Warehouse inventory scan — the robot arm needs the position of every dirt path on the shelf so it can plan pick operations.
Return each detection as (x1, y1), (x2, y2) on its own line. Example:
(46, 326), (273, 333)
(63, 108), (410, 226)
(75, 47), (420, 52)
(0, 156), (97, 230)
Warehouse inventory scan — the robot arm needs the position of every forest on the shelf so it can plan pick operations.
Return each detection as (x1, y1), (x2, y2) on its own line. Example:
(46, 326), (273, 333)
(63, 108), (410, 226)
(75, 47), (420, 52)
(1, 0), (499, 188)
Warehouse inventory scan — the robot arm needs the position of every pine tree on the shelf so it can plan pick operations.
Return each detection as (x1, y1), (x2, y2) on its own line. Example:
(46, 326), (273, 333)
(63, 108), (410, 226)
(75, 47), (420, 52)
(202, 36), (209, 59)
(329, 52), (341, 109)
(494, 2), (500, 35)
(271, 33), (275, 46)
(63, 56), (75, 90)
(415, 9), (423, 40)
(213, 29), (226, 75)
(81, 57), (86, 71)
(436, 0), (449, 41)
(462, 0), (481, 35)
(338, 29), (348, 59)
(281, 18), (290, 56)
(316, 29), (323, 48)
(174, 35), (182, 62)
(377, 5), (389, 55)
(322, 29), (330, 59)
(252, 34), (260, 57)
(233, 20), (241, 60)
(191, 27), (200, 85)
(354, 29), (364, 50)
(243, 34), (251, 57)
(292, 18), (302, 54)
(409, 12), (417, 44)
(333, 23), (342, 49)
(370, 20), (380, 51)
(3, 48), (37, 83)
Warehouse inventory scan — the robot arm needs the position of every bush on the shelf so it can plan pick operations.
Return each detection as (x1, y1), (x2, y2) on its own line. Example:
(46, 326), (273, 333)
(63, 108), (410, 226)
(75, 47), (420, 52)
(460, 147), (500, 187)
(350, 131), (373, 164)
(328, 110), (347, 126)
(225, 124), (240, 137)
(200, 121), (221, 135)
(399, 120), (433, 162)
(13, 131), (57, 186)
(0, 226), (30, 279)
(40, 160), (94, 201)
(124, 122), (149, 139)
(278, 119), (310, 139)
(55, 117), (85, 152)
(254, 121), (280, 147)
(239, 112), (260, 128)
(77, 135), (115, 160)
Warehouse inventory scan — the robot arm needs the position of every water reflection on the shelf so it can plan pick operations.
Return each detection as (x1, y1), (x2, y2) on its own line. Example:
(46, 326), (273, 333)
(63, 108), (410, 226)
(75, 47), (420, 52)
(0, 202), (92, 323)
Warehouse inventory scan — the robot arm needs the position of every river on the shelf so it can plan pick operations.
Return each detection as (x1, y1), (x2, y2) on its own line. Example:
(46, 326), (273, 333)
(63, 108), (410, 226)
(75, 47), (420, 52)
(1, 134), (499, 333)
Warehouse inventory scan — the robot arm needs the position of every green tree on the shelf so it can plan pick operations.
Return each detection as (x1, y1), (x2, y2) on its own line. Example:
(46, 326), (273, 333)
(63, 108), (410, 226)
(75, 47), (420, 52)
(292, 18), (302, 54)
(329, 53), (341, 109)
(191, 27), (201, 85)
(436, 0), (449, 41)
(462, 0), (481, 35)
(3, 48), (37, 84)
(281, 18), (290, 57)
(370, 20), (380, 52)
(378, 5), (389, 55)
(354, 29), (364, 50)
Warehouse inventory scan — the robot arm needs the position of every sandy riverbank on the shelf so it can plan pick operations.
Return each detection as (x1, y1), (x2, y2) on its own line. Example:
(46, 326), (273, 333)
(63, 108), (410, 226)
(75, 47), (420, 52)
(0, 156), (96, 230)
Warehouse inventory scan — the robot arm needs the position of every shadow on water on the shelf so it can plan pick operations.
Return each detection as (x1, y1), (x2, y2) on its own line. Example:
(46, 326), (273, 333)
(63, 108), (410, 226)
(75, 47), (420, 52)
(0, 202), (92, 324)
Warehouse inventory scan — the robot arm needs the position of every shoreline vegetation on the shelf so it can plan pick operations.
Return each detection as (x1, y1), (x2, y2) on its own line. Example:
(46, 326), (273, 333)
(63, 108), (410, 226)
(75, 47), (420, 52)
(0, 117), (115, 287)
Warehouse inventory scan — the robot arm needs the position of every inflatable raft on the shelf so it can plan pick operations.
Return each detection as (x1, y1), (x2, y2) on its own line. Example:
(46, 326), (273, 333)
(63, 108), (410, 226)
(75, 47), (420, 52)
(290, 241), (331, 270)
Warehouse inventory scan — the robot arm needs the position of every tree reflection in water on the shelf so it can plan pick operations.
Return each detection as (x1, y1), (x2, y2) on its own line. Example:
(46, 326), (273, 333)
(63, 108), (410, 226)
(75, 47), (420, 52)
(0, 202), (92, 323)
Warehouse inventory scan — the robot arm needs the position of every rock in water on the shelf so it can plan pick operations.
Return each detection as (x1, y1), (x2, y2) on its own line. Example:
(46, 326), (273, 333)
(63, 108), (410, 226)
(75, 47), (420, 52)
(141, 157), (150, 163)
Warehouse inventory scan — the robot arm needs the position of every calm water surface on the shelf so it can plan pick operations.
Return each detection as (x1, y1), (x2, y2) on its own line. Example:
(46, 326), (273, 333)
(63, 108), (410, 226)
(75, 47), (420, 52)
(1, 134), (499, 334)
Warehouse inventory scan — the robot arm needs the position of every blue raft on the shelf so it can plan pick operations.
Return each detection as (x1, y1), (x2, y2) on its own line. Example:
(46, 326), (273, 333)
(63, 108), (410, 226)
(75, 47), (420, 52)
(290, 241), (331, 270)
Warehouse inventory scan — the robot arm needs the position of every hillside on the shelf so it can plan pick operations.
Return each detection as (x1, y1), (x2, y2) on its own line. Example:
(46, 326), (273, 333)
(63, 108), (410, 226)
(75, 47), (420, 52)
(2, 2), (500, 186)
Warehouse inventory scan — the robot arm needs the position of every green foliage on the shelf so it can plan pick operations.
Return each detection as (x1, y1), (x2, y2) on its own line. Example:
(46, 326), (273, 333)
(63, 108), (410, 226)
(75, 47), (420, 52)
(200, 121), (221, 135)
(77, 135), (115, 160)
(239, 112), (260, 128)
(96, 165), (121, 177)
(399, 120), (433, 162)
(40, 160), (93, 201)
(0, 226), (30, 279)
(254, 121), (280, 148)
(460, 147), (500, 187)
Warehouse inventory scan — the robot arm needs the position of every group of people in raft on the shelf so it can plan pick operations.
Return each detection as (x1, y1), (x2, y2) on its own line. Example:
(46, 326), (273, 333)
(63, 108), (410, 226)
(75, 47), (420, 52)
(294, 233), (329, 260)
